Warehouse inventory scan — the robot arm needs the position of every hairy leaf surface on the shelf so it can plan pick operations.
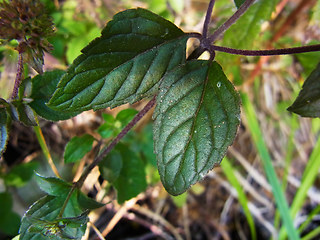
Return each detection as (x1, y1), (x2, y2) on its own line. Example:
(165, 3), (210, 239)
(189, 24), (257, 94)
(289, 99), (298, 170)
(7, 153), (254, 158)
(287, 62), (320, 117)
(153, 61), (240, 195)
(48, 8), (188, 112)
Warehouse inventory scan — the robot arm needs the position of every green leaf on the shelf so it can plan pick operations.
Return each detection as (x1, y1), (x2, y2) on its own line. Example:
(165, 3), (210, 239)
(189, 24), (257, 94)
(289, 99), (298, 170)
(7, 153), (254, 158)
(116, 108), (138, 126)
(29, 70), (79, 121)
(35, 174), (72, 196)
(0, 192), (20, 236)
(19, 196), (88, 240)
(111, 144), (147, 203)
(76, 191), (105, 210)
(48, 8), (188, 112)
(222, 0), (276, 49)
(4, 161), (39, 187)
(64, 134), (95, 163)
(0, 107), (10, 155)
(35, 174), (103, 210)
(10, 101), (37, 126)
(99, 150), (123, 183)
(287, 61), (320, 117)
(233, 0), (246, 8)
(153, 60), (240, 195)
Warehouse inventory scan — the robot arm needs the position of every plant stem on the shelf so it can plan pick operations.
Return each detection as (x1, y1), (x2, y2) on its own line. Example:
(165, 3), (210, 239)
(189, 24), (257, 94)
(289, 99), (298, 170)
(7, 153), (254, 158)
(58, 185), (76, 218)
(202, 0), (215, 38)
(211, 44), (320, 56)
(11, 52), (24, 99)
(208, 0), (255, 43)
(33, 123), (61, 178)
(76, 96), (157, 188)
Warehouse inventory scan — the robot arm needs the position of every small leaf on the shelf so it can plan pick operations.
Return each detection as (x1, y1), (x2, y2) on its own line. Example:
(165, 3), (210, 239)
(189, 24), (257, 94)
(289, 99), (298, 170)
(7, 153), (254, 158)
(35, 174), (103, 210)
(19, 196), (88, 240)
(64, 134), (95, 163)
(0, 192), (20, 236)
(10, 101), (37, 126)
(35, 174), (72, 196)
(48, 8), (188, 112)
(153, 60), (240, 195)
(29, 70), (80, 121)
(0, 108), (10, 155)
(99, 150), (123, 183)
(116, 108), (138, 126)
(108, 144), (147, 203)
(4, 161), (39, 187)
(76, 190), (104, 210)
(233, 0), (246, 8)
(287, 62), (320, 117)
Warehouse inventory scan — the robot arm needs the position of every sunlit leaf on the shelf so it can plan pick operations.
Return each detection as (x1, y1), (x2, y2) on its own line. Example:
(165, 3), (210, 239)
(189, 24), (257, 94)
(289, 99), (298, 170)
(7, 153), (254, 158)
(153, 60), (240, 195)
(64, 134), (95, 163)
(287, 61), (320, 117)
(48, 8), (188, 112)
(222, 0), (276, 49)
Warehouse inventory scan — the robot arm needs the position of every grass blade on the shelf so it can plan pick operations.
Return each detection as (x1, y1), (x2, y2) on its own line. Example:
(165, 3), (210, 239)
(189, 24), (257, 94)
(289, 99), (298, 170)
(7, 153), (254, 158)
(221, 157), (257, 240)
(242, 93), (300, 240)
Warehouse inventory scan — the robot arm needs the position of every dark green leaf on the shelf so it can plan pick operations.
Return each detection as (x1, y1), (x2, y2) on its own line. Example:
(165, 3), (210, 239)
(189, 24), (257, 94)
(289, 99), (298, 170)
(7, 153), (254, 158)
(64, 134), (95, 163)
(48, 8), (188, 112)
(76, 190), (104, 210)
(153, 60), (241, 195)
(0, 108), (10, 155)
(233, 0), (246, 8)
(10, 101), (37, 126)
(287, 62), (320, 117)
(35, 174), (103, 210)
(0, 192), (20, 236)
(35, 174), (72, 196)
(99, 150), (123, 183)
(111, 144), (147, 203)
(4, 161), (39, 187)
(19, 195), (88, 240)
(29, 70), (80, 121)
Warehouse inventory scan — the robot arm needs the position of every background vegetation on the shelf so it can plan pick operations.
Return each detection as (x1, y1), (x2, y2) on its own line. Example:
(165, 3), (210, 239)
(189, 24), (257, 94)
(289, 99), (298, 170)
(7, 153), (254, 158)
(0, 0), (320, 239)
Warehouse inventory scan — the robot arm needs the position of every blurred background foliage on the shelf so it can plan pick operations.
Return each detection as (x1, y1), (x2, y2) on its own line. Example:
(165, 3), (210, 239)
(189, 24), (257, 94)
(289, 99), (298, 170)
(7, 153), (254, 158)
(0, 0), (320, 239)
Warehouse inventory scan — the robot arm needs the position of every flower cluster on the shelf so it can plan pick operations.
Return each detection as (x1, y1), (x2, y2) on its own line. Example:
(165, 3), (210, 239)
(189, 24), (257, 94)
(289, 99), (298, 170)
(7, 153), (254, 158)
(0, 0), (55, 73)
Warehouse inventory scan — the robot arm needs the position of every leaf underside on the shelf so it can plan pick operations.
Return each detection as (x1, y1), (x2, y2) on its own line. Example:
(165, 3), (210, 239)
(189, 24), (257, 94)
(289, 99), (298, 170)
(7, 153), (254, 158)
(0, 108), (9, 155)
(287, 61), (320, 117)
(153, 60), (241, 195)
(48, 8), (188, 112)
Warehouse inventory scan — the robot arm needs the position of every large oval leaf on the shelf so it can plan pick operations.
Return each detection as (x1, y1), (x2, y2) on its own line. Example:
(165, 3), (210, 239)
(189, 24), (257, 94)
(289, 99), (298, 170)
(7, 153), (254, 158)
(48, 8), (188, 112)
(153, 60), (241, 195)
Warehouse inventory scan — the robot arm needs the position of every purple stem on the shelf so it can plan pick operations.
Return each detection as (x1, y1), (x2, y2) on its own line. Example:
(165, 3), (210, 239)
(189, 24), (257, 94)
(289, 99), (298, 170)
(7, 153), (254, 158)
(211, 44), (320, 56)
(11, 53), (24, 99)
(208, 0), (255, 43)
(203, 0), (216, 38)
(76, 96), (157, 187)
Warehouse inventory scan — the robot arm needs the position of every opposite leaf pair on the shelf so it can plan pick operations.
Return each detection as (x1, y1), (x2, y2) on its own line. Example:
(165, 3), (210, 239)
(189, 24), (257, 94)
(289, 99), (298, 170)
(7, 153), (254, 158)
(48, 8), (241, 195)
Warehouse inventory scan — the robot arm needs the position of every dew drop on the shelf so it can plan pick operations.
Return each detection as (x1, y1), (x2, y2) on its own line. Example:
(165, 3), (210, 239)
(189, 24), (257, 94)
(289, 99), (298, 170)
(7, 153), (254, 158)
(217, 82), (221, 88)
(194, 130), (197, 133)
